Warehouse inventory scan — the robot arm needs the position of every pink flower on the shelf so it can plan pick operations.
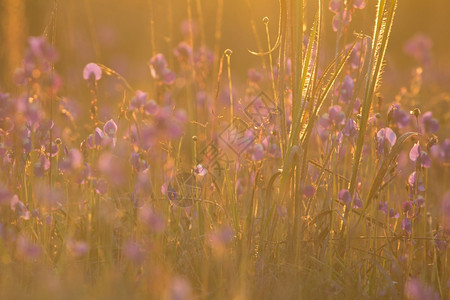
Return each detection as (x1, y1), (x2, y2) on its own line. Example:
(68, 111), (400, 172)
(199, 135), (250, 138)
(83, 63), (102, 81)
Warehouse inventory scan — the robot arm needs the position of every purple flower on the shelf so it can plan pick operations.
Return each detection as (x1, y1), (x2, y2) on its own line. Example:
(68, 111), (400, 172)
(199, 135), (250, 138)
(94, 178), (108, 195)
(252, 144), (265, 161)
(353, 0), (366, 9)
(388, 104), (410, 128)
(409, 143), (432, 168)
(376, 127), (397, 155)
(408, 171), (425, 192)
(59, 149), (83, 172)
(209, 226), (234, 250)
(329, 0), (341, 14)
(339, 189), (352, 205)
(339, 75), (354, 103)
(28, 36), (58, 62)
(404, 278), (440, 300)
(10, 195), (30, 220)
(180, 19), (198, 37)
(434, 234), (448, 252)
(421, 111), (439, 134)
(123, 241), (145, 264)
(303, 185), (316, 198)
(353, 193), (362, 209)
(389, 208), (399, 219)
(34, 155), (50, 177)
(67, 240), (90, 258)
(94, 127), (104, 145)
(83, 63), (102, 81)
(414, 196), (425, 208)
(379, 201), (388, 215)
(348, 39), (367, 70)
(404, 33), (433, 65)
(442, 139), (450, 163)
(103, 119), (117, 138)
(379, 202), (399, 218)
(194, 164), (208, 177)
(16, 236), (41, 261)
(144, 99), (158, 115)
(343, 118), (358, 138)
(149, 53), (175, 85)
(168, 277), (193, 300)
(329, 105), (345, 125)
(401, 218), (412, 234)
(332, 9), (351, 32)
(248, 68), (263, 83)
(174, 42), (193, 63)
(319, 113), (331, 129)
(402, 201), (413, 213)
(130, 90), (148, 111)
(442, 191), (450, 228)
(139, 206), (166, 233)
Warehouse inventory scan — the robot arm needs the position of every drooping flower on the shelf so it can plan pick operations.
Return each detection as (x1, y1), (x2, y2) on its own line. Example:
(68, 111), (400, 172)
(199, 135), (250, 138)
(83, 63), (102, 81)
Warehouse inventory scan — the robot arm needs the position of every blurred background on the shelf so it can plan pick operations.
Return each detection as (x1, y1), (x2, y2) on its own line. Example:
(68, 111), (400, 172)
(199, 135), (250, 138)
(1, 0), (449, 128)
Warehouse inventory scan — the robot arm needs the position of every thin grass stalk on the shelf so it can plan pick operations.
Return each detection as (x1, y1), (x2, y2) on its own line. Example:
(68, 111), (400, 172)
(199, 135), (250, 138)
(47, 0), (58, 188)
(246, 0), (268, 71)
(343, 1), (398, 243)
(289, 12), (318, 149)
(148, 0), (157, 57)
(225, 50), (233, 122)
(212, 0), (224, 87)
(264, 18), (277, 102)
(276, 0), (288, 158)
(348, 0), (396, 196)
(290, 0), (303, 136)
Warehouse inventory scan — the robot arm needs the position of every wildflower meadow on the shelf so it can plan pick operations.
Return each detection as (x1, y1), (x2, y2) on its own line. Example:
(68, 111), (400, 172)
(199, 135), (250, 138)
(0, 0), (449, 299)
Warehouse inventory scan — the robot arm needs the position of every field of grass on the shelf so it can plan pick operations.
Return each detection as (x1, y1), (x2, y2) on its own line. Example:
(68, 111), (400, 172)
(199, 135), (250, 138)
(0, 0), (449, 299)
